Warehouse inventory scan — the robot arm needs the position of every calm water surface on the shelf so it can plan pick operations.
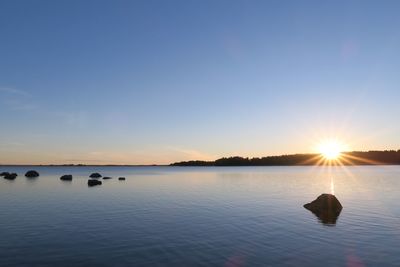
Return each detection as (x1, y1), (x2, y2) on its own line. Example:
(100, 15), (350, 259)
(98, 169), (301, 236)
(1, 166), (400, 267)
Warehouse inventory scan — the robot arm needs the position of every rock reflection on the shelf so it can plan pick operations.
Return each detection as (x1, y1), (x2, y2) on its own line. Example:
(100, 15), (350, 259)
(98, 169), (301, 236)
(308, 207), (342, 225)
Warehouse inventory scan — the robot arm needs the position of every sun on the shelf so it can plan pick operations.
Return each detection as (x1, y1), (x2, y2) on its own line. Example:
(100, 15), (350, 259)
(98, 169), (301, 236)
(318, 139), (346, 160)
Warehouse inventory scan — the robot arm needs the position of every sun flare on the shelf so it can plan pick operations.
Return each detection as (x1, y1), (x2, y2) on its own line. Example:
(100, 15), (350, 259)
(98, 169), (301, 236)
(318, 139), (346, 160)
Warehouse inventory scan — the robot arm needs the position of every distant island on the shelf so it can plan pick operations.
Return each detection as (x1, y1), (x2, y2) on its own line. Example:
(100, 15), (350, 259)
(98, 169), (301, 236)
(170, 150), (400, 166)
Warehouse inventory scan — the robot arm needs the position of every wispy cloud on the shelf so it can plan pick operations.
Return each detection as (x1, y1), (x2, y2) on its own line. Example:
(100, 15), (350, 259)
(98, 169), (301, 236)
(166, 146), (215, 161)
(0, 142), (25, 147)
(0, 87), (31, 97)
(2, 99), (38, 111)
(0, 87), (37, 111)
(52, 111), (89, 127)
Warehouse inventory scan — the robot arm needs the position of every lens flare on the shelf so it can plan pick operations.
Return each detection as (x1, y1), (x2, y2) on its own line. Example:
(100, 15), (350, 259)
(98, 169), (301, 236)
(318, 139), (346, 160)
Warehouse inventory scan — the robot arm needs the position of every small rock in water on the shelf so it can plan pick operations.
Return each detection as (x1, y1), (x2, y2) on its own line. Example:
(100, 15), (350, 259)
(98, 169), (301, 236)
(0, 172), (10, 177)
(60, 174), (73, 181)
(304, 193), (343, 225)
(118, 177), (126, 181)
(4, 173), (17, 180)
(25, 170), (39, 178)
(88, 179), (102, 187)
(89, 173), (102, 178)
(102, 176), (112, 180)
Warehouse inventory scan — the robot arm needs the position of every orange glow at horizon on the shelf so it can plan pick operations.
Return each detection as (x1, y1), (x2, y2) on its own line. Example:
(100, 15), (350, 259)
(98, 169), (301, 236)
(317, 139), (348, 160)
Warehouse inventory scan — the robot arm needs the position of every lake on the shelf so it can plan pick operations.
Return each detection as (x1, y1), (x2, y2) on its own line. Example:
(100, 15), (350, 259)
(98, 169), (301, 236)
(1, 166), (400, 266)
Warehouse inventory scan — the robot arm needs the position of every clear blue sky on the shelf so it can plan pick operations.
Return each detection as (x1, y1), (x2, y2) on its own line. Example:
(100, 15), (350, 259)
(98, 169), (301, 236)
(1, 0), (400, 164)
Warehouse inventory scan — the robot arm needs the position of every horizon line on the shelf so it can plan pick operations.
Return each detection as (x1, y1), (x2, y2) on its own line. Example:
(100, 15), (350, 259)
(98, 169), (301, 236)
(1, 149), (400, 166)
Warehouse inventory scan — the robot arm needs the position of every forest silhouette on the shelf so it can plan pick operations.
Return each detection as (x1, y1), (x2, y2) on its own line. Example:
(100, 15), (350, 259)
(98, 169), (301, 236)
(171, 150), (400, 166)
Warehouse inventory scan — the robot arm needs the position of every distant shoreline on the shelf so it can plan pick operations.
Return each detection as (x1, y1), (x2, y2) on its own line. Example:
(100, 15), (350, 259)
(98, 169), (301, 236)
(170, 150), (400, 166)
(1, 164), (400, 167)
(2, 164), (400, 167)
(0, 164), (169, 167)
(2, 150), (400, 167)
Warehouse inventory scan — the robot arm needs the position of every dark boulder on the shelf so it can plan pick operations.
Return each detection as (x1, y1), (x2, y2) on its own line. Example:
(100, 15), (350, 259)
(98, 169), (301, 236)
(304, 193), (343, 225)
(4, 173), (17, 180)
(89, 173), (102, 178)
(60, 175), (73, 181)
(0, 172), (10, 176)
(118, 177), (126, 181)
(102, 176), (112, 180)
(88, 179), (102, 187)
(25, 170), (39, 178)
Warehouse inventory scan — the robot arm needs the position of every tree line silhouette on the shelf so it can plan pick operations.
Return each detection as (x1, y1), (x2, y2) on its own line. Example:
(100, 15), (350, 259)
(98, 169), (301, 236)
(170, 150), (400, 166)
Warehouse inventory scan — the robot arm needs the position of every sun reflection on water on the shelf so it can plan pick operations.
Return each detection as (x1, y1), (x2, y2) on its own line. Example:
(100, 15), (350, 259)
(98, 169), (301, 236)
(330, 176), (335, 195)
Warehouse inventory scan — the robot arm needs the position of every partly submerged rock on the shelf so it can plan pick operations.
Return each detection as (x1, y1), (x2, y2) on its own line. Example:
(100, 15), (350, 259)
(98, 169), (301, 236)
(25, 170), (39, 178)
(60, 174), (73, 181)
(118, 177), (126, 181)
(25, 170), (39, 177)
(88, 179), (102, 187)
(89, 173), (102, 178)
(304, 193), (343, 225)
(102, 176), (112, 180)
(0, 172), (10, 176)
(4, 173), (17, 180)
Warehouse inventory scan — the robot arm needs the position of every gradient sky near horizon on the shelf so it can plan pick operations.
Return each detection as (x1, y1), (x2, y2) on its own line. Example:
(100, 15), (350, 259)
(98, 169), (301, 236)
(1, 0), (400, 165)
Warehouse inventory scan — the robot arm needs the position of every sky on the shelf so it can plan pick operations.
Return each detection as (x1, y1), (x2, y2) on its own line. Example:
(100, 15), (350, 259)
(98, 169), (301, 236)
(1, 0), (400, 165)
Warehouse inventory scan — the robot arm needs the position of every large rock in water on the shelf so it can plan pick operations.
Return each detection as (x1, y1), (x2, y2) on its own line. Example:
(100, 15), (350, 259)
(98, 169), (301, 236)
(4, 173), (17, 180)
(89, 173), (102, 178)
(88, 179), (102, 187)
(304, 193), (343, 225)
(25, 170), (39, 178)
(0, 172), (10, 177)
(60, 174), (73, 181)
